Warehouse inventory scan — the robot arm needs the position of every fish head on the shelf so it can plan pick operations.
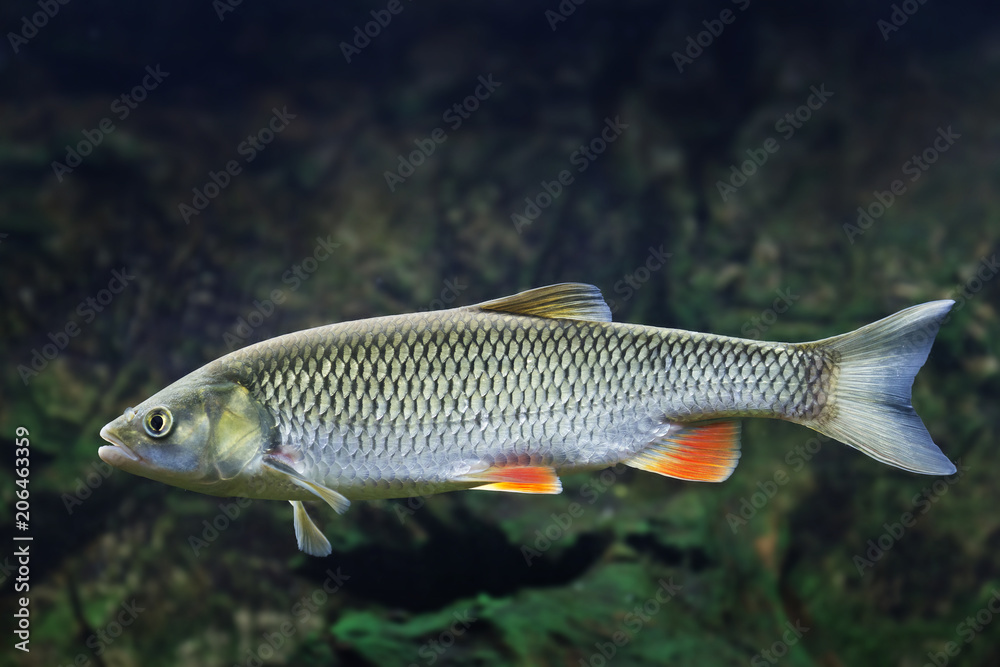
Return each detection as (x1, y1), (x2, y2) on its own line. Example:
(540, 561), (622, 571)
(99, 373), (274, 494)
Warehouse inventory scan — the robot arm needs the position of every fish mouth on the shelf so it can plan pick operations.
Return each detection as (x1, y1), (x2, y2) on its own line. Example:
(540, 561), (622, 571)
(99, 425), (141, 465)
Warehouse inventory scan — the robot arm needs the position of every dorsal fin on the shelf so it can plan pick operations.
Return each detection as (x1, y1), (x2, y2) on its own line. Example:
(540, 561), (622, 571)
(474, 283), (612, 322)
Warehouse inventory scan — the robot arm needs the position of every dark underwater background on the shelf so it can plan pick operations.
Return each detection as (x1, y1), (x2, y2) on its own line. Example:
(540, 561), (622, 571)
(1, 1), (999, 665)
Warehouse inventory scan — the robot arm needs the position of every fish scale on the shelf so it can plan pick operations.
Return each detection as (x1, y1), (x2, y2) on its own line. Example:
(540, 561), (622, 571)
(217, 308), (832, 499)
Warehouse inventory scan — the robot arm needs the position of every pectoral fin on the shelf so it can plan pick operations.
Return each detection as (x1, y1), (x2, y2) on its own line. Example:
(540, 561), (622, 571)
(290, 500), (332, 557)
(264, 457), (351, 514)
(455, 465), (563, 494)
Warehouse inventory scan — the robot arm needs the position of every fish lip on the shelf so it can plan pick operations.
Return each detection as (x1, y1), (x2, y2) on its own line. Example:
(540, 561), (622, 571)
(99, 424), (141, 464)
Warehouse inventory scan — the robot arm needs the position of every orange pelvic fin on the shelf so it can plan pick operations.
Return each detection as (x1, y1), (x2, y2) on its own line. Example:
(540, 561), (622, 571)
(457, 465), (563, 494)
(625, 420), (742, 482)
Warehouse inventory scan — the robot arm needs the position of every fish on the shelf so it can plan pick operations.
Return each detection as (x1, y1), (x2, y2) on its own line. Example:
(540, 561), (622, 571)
(99, 283), (956, 556)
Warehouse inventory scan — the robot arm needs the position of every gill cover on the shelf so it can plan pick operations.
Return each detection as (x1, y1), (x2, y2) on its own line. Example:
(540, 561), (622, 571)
(203, 380), (277, 481)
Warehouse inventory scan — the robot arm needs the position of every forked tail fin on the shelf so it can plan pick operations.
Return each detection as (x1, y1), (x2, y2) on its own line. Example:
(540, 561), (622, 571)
(804, 301), (956, 475)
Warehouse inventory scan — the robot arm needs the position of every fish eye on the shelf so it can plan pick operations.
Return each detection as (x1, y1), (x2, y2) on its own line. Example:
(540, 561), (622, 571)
(144, 408), (173, 438)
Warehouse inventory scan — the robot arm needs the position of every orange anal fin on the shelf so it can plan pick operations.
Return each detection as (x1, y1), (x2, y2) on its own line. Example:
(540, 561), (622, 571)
(455, 465), (563, 494)
(625, 420), (742, 483)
